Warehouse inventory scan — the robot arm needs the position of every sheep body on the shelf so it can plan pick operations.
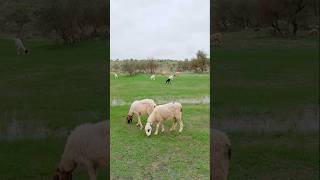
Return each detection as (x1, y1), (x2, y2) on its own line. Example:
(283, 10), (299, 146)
(112, 73), (118, 79)
(13, 38), (28, 55)
(145, 102), (182, 136)
(212, 129), (231, 180)
(54, 121), (108, 180)
(127, 99), (156, 129)
(150, 74), (156, 80)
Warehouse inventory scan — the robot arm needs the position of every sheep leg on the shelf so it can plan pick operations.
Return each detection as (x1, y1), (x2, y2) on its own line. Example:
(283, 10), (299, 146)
(137, 115), (143, 130)
(161, 122), (165, 132)
(154, 122), (160, 135)
(170, 120), (177, 131)
(178, 120), (183, 132)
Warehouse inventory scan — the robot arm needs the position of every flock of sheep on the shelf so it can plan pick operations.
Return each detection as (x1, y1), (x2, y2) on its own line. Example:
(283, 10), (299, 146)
(112, 72), (176, 85)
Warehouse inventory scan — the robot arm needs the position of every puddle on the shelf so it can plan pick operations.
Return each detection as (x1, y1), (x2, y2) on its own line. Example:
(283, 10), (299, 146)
(0, 119), (68, 140)
(214, 105), (319, 132)
(111, 96), (210, 107)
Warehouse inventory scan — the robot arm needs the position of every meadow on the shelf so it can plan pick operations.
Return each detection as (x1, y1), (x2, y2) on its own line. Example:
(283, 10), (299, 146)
(213, 30), (319, 179)
(110, 73), (210, 179)
(0, 37), (108, 179)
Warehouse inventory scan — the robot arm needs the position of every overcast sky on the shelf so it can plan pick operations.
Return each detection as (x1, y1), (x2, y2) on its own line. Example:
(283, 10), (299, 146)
(111, 0), (210, 60)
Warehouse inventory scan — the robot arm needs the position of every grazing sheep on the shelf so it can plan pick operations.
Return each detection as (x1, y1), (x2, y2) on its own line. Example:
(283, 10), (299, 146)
(144, 102), (182, 136)
(53, 121), (108, 180)
(127, 99), (156, 130)
(13, 37), (28, 55)
(211, 33), (222, 47)
(212, 129), (231, 180)
(150, 74), (156, 80)
(168, 74), (175, 79)
(112, 73), (118, 79)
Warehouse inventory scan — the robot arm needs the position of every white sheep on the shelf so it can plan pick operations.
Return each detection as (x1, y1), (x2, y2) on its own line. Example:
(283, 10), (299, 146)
(13, 37), (28, 55)
(150, 74), (156, 80)
(144, 102), (182, 136)
(127, 99), (156, 130)
(112, 72), (118, 79)
(212, 129), (231, 180)
(53, 121), (108, 180)
(168, 74), (175, 79)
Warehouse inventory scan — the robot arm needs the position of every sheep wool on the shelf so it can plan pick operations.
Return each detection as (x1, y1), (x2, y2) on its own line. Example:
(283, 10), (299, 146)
(54, 121), (108, 180)
(145, 102), (183, 136)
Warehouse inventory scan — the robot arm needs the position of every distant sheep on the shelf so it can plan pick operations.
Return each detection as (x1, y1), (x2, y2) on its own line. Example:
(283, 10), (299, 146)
(150, 74), (156, 80)
(13, 37), (28, 55)
(212, 33), (222, 47)
(212, 129), (231, 180)
(53, 121), (108, 180)
(168, 74), (175, 79)
(112, 73), (118, 79)
(127, 99), (156, 130)
(144, 102), (182, 136)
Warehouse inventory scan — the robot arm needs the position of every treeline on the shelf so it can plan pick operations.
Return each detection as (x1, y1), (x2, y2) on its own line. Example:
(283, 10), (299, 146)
(0, 0), (109, 43)
(212, 0), (319, 37)
(111, 51), (210, 76)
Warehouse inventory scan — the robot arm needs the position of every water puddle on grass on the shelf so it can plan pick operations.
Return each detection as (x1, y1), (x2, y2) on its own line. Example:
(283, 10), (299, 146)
(111, 96), (210, 107)
(0, 119), (68, 140)
(214, 105), (319, 132)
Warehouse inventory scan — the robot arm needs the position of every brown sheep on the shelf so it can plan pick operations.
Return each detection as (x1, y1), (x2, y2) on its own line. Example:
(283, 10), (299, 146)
(211, 129), (231, 180)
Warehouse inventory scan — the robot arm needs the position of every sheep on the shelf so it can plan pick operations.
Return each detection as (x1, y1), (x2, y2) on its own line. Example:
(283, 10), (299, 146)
(53, 121), (108, 180)
(144, 102), (182, 136)
(112, 72), (118, 79)
(168, 74), (175, 79)
(211, 33), (222, 47)
(212, 129), (231, 180)
(13, 37), (28, 55)
(127, 99), (156, 130)
(150, 74), (156, 80)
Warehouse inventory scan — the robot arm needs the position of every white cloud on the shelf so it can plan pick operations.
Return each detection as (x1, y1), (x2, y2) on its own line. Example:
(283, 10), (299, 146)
(111, 0), (210, 60)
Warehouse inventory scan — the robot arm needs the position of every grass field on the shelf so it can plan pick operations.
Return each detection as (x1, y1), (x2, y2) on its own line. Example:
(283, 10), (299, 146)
(110, 74), (210, 179)
(0, 37), (108, 179)
(213, 31), (319, 179)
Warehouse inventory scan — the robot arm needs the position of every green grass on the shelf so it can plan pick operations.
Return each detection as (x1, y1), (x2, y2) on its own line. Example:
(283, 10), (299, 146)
(228, 132), (319, 180)
(213, 31), (319, 179)
(0, 37), (108, 179)
(110, 74), (210, 179)
(213, 30), (319, 126)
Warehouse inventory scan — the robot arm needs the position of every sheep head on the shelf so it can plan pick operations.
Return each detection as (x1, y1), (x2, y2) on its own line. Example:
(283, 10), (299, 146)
(127, 115), (133, 124)
(53, 168), (72, 180)
(145, 122), (152, 136)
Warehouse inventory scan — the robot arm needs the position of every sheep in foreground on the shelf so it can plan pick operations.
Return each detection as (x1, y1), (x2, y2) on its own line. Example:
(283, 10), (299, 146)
(127, 99), (156, 129)
(211, 33), (222, 47)
(212, 129), (231, 180)
(144, 102), (182, 136)
(112, 73), (118, 79)
(53, 121), (108, 180)
(150, 74), (156, 80)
